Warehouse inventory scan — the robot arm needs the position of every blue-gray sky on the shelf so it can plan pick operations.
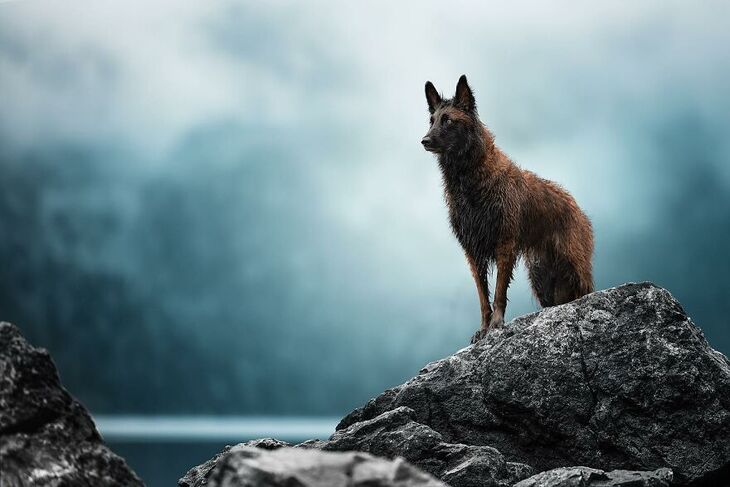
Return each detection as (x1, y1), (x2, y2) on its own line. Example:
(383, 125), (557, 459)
(0, 0), (728, 415)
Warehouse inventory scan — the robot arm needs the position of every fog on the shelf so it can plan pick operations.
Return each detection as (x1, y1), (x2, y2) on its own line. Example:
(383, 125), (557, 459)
(0, 0), (728, 416)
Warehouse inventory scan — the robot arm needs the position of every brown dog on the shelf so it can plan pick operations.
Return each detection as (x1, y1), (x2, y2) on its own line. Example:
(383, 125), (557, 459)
(422, 75), (594, 342)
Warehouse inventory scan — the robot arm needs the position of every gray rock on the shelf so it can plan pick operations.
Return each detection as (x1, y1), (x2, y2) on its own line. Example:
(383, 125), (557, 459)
(323, 406), (532, 487)
(180, 412), (531, 487)
(514, 466), (673, 487)
(0, 322), (143, 487)
(179, 444), (447, 487)
(179, 438), (293, 487)
(336, 283), (730, 485)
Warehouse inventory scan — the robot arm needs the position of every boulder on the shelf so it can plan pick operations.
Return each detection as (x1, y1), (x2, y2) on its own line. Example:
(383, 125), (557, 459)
(324, 406), (532, 486)
(513, 466), (673, 487)
(336, 283), (730, 485)
(179, 438), (292, 486)
(178, 443), (447, 487)
(0, 322), (143, 486)
(180, 409), (531, 487)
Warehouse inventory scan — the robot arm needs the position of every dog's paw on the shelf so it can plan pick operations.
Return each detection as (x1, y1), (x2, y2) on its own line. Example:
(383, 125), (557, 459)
(489, 310), (504, 329)
(470, 328), (486, 344)
(489, 316), (504, 329)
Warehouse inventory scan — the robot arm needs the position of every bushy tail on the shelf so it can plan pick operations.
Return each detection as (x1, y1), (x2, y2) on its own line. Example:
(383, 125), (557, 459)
(527, 250), (593, 307)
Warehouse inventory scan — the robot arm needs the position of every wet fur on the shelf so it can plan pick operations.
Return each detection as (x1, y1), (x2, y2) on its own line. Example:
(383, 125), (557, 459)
(423, 76), (594, 341)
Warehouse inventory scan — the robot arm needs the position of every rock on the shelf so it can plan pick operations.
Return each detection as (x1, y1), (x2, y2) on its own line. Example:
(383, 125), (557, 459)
(179, 443), (447, 487)
(180, 411), (530, 487)
(514, 466), (673, 487)
(0, 322), (143, 486)
(179, 438), (293, 487)
(323, 406), (532, 487)
(336, 283), (730, 486)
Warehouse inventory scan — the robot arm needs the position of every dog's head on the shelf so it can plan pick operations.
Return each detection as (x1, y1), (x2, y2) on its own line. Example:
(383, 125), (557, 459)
(421, 75), (479, 155)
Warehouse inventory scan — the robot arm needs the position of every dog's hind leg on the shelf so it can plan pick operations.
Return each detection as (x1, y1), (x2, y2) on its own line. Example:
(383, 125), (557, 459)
(527, 250), (557, 307)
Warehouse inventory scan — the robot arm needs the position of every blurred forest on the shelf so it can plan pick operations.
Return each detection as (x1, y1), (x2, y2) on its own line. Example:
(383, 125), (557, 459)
(0, 135), (468, 415)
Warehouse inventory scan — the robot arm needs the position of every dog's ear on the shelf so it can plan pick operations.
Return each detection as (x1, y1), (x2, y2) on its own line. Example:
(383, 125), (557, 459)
(454, 75), (476, 113)
(425, 81), (442, 114)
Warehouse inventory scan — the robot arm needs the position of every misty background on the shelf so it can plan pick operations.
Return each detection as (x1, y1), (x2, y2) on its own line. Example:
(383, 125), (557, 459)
(1, 0), (729, 425)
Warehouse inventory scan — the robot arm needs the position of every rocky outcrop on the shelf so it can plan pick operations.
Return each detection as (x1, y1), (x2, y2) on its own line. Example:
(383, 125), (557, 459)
(513, 466), (673, 487)
(179, 442), (447, 487)
(180, 421), (529, 487)
(336, 283), (730, 486)
(0, 322), (143, 486)
(179, 438), (292, 486)
(181, 283), (729, 486)
(323, 406), (532, 486)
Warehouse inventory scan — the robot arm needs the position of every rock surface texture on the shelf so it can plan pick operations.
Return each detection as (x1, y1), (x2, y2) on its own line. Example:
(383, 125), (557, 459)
(178, 442), (447, 487)
(182, 283), (730, 487)
(336, 283), (730, 486)
(513, 466), (674, 487)
(324, 406), (532, 486)
(0, 322), (143, 487)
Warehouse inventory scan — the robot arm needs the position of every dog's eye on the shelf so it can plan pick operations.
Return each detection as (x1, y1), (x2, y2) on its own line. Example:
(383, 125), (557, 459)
(442, 115), (451, 124)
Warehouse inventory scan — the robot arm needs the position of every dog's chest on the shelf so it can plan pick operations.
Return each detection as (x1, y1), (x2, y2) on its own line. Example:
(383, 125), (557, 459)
(445, 182), (502, 254)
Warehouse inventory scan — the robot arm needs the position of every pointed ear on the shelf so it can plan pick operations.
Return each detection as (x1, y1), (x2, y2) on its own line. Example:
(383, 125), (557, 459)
(425, 81), (442, 114)
(454, 74), (476, 112)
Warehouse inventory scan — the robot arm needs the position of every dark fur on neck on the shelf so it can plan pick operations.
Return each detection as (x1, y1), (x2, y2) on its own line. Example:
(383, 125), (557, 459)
(437, 118), (495, 187)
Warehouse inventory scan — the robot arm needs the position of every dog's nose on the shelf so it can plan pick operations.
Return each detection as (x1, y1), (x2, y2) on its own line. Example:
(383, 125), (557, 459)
(421, 136), (432, 146)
